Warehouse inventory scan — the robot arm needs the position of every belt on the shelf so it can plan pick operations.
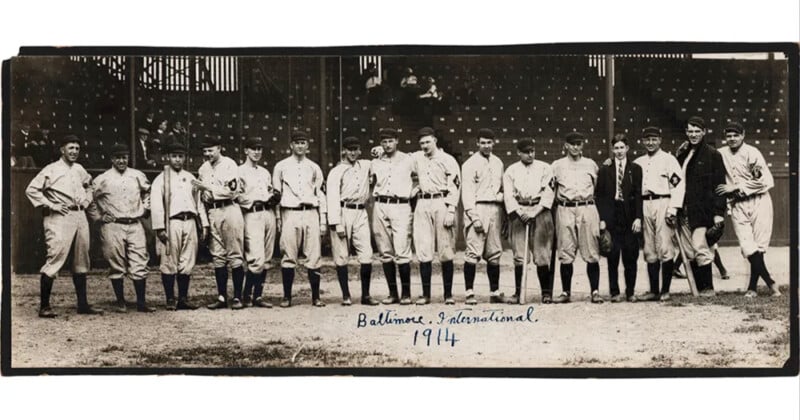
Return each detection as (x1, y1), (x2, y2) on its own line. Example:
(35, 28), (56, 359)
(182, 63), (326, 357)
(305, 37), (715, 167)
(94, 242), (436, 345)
(516, 198), (541, 206)
(43, 205), (85, 216)
(170, 212), (196, 221)
(558, 199), (595, 207)
(476, 201), (502, 205)
(731, 192), (764, 204)
(418, 192), (447, 199)
(341, 202), (366, 210)
(243, 202), (272, 213)
(375, 196), (409, 204)
(208, 199), (234, 209)
(112, 217), (140, 225)
(642, 193), (671, 201)
(281, 204), (318, 211)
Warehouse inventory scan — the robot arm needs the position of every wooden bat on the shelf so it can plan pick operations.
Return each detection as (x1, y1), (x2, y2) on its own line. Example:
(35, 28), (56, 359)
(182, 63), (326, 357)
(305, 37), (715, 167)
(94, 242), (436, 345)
(164, 165), (172, 256)
(520, 221), (530, 304)
(674, 225), (699, 297)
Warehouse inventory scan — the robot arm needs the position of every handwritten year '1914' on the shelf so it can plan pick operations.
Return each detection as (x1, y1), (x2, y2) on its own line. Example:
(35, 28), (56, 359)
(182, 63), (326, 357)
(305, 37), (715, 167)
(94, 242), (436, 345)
(413, 328), (459, 347)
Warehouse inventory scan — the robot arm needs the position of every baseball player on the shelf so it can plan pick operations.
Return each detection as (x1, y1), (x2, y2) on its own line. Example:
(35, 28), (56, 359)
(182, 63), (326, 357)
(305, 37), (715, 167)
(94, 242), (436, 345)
(596, 134), (643, 303)
(151, 141), (209, 310)
(25, 134), (103, 317)
(327, 136), (379, 306)
(195, 135), (246, 310)
(716, 121), (781, 298)
(674, 116), (727, 297)
(369, 128), (416, 305)
(238, 137), (281, 308)
(273, 130), (328, 308)
(86, 143), (154, 313)
(411, 127), (461, 305)
(502, 138), (556, 303)
(461, 128), (506, 304)
(551, 132), (603, 304)
(633, 126), (685, 302)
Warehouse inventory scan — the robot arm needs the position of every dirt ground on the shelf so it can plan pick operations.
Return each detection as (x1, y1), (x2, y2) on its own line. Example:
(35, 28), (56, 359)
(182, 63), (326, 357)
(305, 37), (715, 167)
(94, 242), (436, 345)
(6, 246), (791, 370)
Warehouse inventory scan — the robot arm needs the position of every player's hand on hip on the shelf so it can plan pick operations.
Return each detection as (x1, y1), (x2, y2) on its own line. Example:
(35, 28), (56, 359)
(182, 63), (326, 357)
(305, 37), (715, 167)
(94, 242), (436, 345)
(713, 216), (725, 227)
(335, 224), (346, 238)
(156, 229), (168, 244)
(50, 203), (70, 216)
(631, 218), (641, 234)
(102, 214), (116, 223)
(444, 212), (456, 228)
(715, 184), (738, 195)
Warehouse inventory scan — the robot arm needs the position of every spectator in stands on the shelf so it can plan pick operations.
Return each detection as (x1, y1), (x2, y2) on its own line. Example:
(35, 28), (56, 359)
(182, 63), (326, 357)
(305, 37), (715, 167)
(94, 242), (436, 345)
(12, 124), (34, 168)
(153, 119), (169, 146)
(398, 67), (420, 115)
(134, 127), (158, 169)
(143, 110), (157, 134)
(365, 67), (383, 105)
(456, 79), (479, 106)
(170, 121), (188, 144)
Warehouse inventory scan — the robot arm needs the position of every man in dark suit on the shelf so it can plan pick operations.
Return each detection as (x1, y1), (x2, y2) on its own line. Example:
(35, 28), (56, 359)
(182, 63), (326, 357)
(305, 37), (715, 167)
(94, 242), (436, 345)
(597, 134), (643, 302)
(674, 116), (727, 297)
(134, 127), (158, 169)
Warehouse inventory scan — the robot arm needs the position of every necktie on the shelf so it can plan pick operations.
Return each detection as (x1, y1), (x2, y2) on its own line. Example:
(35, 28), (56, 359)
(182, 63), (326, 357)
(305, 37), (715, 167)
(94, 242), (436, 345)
(616, 161), (623, 201)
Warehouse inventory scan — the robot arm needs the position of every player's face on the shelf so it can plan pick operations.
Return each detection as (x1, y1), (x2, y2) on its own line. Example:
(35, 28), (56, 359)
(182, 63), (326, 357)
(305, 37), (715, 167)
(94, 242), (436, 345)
(419, 135), (436, 154)
(169, 152), (185, 170)
(725, 131), (745, 150)
(159, 120), (168, 131)
(477, 137), (494, 156)
(685, 124), (706, 145)
(381, 137), (398, 154)
(61, 142), (80, 163)
(290, 140), (308, 156)
(111, 154), (129, 172)
(518, 148), (535, 164)
(642, 135), (662, 154)
(564, 141), (583, 158)
(203, 145), (221, 161)
(612, 141), (629, 161)
(344, 147), (361, 163)
(245, 147), (263, 162)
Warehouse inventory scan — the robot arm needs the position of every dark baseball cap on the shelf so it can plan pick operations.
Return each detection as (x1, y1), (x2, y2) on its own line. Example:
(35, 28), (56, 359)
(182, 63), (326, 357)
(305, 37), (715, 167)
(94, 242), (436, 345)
(417, 126), (435, 139)
(201, 134), (222, 148)
(60, 134), (81, 146)
(165, 141), (187, 154)
(109, 143), (130, 156)
(724, 121), (744, 135)
(290, 130), (309, 142)
(687, 116), (706, 130)
(379, 128), (398, 139)
(478, 128), (496, 140)
(564, 132), (586, 144)
(641, 126), (661, 138)
(516, 138), (535, 152)
(244, 136), (263, 149)
(342, 136), (361, 149)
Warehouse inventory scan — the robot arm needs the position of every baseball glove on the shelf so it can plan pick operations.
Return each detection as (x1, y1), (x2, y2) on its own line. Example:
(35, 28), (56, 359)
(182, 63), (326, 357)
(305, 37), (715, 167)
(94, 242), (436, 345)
(599, 229), (613, 257)
(706, 222), (724, 246)
(265, 191), (282, 207)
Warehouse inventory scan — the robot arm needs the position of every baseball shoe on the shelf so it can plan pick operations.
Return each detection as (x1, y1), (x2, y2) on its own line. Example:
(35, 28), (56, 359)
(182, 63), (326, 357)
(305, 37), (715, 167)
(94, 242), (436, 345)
(489, 293), (506, 304)
(137, 304), (157, 313)
(381, 296), (400, 305)
(415, 296), (430, 305)
(744, 290), (758, 299)
(399, 297), (413, 305)
(38, 306), (57, 318)
(242, 297), (252, 307)
(504, 295), (520, 304)
(553, 292), (571, 304)
(341, 298), (352, 306)
(253, 297), (273, 308)
(206, 299), (228, 310)
(673, 269), (686, 279)
(699, 289), (717, 298)
(590, 291), (604, 304)
(77, 305), (104, 315)
(769, 284), (782, 297)
(541, 295), (553, 304)
(720, 271), (730, 280)
(361, 296), (380, 306)
(279, 298), (292, 308)
(465, 295), (478, 305)
(231, 299), (244, 310)
(609, 294), (625, 303)
(444, 297), (455, 305)
(658, 293), (671, 302)
(627, 295), (639, 303)
(312, 299), (326, 307)
(112, 301), (128, 313)
(165, 298), (177, 311)
(175, 299), (199, 310)
(637, 292), (658, 302)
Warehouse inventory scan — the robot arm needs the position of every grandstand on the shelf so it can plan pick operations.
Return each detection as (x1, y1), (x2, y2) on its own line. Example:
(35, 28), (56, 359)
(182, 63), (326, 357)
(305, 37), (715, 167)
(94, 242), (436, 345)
(8, 53), (791, 272)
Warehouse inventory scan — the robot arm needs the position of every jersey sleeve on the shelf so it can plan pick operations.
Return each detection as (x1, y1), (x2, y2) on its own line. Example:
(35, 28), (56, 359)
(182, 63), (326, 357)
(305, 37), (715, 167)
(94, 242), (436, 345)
(150, 175), (165, 230)
(666, 155), (686, 211)
(540, 163), (555, 209)
(314, 163), (327, 215)
(326, 165), (344, 225)
(461, 159), (477, 218)
(502, 166), (520, 215)
(444, 155), (461, 210)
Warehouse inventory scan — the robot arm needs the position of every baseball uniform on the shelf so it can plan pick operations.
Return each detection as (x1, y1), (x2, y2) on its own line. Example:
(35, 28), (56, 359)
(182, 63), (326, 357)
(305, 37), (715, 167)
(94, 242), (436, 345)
(370, 148), (415, 302)
(25, 152), (100, 316)
(410, 145), (461, 303)
(86, 163), (153, 312)
(503, 157), (556, 300)
(273, 153), (327, 305)
(327, 157), (376, 304)
(198, 154), (246, 307)
(634, 145), (685, 298)
(238, 160), (278, 306)
(718, 135), (778, 294)
(461, 150), (505, 300)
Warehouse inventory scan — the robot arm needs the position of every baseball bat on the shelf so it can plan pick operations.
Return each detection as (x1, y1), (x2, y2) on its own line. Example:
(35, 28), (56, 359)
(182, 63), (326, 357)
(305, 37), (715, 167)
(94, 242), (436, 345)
(164, 165), (172, 256)
(674, 226), (699, 297)
(520, 221), (530, 304)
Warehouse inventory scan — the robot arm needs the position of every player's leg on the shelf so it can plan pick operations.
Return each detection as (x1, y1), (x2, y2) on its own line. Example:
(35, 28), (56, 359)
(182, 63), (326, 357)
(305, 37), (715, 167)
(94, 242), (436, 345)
(100, 223), (128, 312)
(223, 207), (246, 308)
(533, 210), (555, 303)
(554, 207), (578, 303)
(279, 209), (301, 306)
(463, 213), (486, 304)
(128, 223), (154, 312)
(484, 204), (505, 302)
(206, 211), (230, 309)
(412, 201), (435, 304)
(331, 209), (352, 304)
(392, 204), (414, 303)
(578, 206), (602, 303)
(372, 204), (399, 303)
(72, 212), (102, 314)
(434, 200), (456, 304)
(352, 210), (378, 305)
(303, 209), (324, 307)
(175, 220), (199, 310)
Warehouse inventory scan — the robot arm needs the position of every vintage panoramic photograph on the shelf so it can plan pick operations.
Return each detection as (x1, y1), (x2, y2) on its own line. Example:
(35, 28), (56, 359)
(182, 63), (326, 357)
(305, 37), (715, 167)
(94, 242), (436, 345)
(3, 47), (796, 373)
